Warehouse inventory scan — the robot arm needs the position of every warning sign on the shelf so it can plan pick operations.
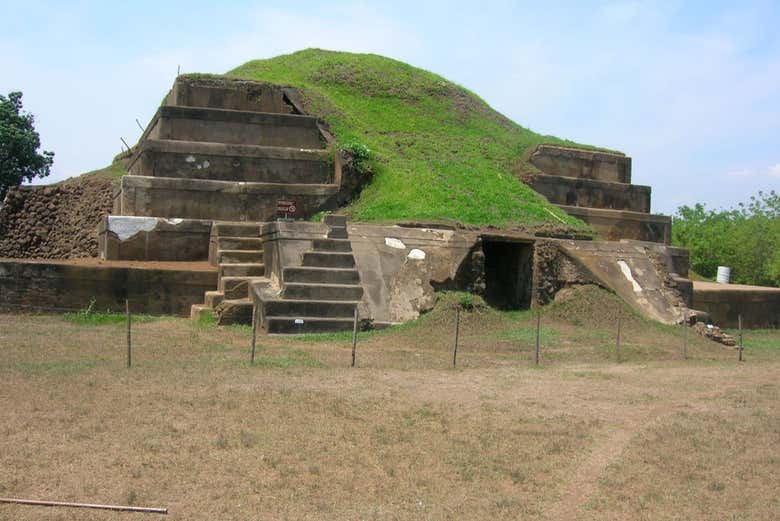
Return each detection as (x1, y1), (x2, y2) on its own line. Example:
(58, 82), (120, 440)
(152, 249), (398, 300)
(277, 200), (297, 219)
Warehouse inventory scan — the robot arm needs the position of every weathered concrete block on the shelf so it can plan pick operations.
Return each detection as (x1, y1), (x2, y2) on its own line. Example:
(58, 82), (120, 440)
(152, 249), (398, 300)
(98, 216), (212, 261)
(530, 145), (632, 183)
(526, 174), (651, 213)
(0, 259), (216, 316)
(147, 106), (324, 148)
(558, 205), (671, 244)
(118, 176), (338, 221)
(171, 76), (297, 113)
(693, 282), (780, 328)
(129, 139), (333, 184)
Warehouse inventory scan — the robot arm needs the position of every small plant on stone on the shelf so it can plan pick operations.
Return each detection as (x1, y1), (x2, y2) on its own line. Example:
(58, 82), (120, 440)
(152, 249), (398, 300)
(341, 141), (372, 175)
(459, 292), (474, 311)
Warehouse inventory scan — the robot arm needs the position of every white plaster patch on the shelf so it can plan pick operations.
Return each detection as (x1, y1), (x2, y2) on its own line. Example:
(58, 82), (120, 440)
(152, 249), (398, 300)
(107, 216), (159, 241)
(164, 218), (184, 225)
(385, 237), (406, 249)
(185, 155), (196, 163)
(408, 249), (426, 260)
(617, 260), (642, 292)
(202, 160), (210, 169)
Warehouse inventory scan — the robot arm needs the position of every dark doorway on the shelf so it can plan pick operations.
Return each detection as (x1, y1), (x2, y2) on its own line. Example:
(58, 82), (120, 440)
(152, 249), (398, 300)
(483, 239), (533, 310)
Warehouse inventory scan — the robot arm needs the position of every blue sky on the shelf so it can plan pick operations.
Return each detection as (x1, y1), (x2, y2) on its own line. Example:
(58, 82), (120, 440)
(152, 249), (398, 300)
(2, 0), (779, 214)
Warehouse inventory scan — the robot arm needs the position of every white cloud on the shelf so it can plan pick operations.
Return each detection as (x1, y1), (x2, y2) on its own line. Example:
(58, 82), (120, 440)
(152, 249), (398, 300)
(769, 164), (780, 178)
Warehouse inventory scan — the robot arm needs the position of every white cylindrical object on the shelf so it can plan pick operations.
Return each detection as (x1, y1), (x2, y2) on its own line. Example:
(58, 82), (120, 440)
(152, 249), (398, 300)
(716, 266), (731, 284)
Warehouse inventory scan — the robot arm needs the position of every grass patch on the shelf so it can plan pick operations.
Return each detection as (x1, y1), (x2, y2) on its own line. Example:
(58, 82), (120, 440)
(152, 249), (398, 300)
(63, 310), (156, 326)
(494, 326), (559, 346)
(223, 49), (602, 230)
(250, 349), (324, 369)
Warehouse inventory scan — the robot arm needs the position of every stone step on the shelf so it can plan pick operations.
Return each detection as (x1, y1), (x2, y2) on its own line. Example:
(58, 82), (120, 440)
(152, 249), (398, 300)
(217, 237), (264, 250)
(130, 139), (333, 184)
(118, 175), (339, 221)
(220, 263), (265, 278)
(556, 205), (671, 244)
(302, 251), (355, 268)
(282, 283), (364, 301)
(213, 222), (261, 237)
(327, 226), (348, 239)
(220, 276), (266, 299)
(282, 266), (360, 284)
(216, 298), (253, 325)
(218, 249), (263, 264)
(525, 174), (650, 213)
(204, 290), (224, 308)
(154, 105), (324, 148)
(312, 238), (352, 252)
(324, 214), (347, 227)
(265, 316), (355, 334)
(263, 299), (358, 319)
(190, 304), (212, 321)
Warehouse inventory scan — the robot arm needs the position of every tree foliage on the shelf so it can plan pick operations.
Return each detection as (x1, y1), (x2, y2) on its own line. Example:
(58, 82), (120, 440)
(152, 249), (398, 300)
(672, 190), (780, 287)
(0, 91), (54, 200)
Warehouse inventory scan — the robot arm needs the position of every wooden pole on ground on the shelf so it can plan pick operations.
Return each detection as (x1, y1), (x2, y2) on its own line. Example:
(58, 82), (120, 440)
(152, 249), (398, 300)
(126, 299), (132, 368)
(0, 497), (167, 514)
(615, 316), (622, 363)
(534, 310), (541, 366)
(251, 303), (258, 365)
(738, 314), (744, 362)
(453, 306), (461, 367)
(351, 308), (358, 368)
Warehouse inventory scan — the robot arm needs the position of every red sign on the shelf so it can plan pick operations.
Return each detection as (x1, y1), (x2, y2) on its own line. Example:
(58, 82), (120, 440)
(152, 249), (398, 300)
(277, 200), (297, 218)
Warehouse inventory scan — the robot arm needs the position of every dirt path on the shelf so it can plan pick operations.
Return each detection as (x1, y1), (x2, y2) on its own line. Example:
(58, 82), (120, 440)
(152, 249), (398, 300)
(542, 381), (767, 521)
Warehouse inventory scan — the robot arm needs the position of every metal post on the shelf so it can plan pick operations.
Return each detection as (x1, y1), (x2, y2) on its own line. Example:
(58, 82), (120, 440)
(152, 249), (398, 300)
(453, 307), (460, 367)
(534, 311), (541, 366)
(126, 299), (131, 368)
(738, 314), (744, 362)
(251, 303), (258, 365)
(351, 308), (358, 368)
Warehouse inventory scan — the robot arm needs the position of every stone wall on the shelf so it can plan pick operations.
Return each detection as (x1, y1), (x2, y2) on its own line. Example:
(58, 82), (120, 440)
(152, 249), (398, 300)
(0, 259), (216, 316)
(693, 282), (780, 329)
(0, 176), (115, 259)
(529, 145), (631, 183)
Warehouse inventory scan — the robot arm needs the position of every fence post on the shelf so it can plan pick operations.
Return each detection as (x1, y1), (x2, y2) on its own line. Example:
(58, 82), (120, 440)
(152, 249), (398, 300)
(616, 316), (622, 363)
(453, 306), (460, 367)
(534, 310), (541, 366)
(251, 303), (258, 365)
(683, 324), (688, 360)
(126, 299), (132, 368)
(738, 314), (744, 362)
(351, 308), (358, 368)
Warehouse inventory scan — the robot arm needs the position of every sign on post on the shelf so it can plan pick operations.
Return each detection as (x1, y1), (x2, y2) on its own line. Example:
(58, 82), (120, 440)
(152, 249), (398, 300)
(277, 199), (297, 220)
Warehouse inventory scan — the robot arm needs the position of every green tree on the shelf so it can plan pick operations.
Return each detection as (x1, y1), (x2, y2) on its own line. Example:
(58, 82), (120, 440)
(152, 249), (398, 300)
(672, 191), (780, 287)
(0, 91), (54, 200)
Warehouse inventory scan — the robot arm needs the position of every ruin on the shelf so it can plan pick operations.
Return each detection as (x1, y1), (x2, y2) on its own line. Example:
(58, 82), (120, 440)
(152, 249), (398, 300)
(1, 74), (776, 332)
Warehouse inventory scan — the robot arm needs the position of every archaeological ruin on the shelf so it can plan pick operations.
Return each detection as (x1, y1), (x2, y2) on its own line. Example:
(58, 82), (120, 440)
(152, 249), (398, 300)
(1, 73), (778, 333)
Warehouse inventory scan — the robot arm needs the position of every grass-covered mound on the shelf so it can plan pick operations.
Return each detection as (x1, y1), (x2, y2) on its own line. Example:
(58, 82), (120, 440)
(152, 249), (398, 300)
(227, 49), (600, 229)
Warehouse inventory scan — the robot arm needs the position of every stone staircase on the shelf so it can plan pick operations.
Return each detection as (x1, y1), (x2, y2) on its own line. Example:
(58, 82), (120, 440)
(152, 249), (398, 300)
(523, 145), (671, 244)
(260, 216), (364, 333)
(190, 222), (265, 323)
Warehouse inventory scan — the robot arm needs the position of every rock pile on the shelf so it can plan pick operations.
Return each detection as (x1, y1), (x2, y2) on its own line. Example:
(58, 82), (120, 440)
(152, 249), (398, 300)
(0, 176), (115, 259)
(693, 322), (737, 347)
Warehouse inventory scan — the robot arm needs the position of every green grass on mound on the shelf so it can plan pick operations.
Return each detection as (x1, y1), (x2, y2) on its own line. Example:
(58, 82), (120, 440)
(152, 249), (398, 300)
(226, 49), (602, 229)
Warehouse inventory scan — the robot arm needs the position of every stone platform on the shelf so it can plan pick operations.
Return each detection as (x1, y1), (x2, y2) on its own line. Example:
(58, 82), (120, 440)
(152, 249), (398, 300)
(0, 258), (216, 316)
(523, 145), (671, 244)
(693, 281), (780, 328)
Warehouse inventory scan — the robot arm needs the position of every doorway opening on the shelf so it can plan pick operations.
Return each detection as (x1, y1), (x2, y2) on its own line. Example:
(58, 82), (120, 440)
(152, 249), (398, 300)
(482, 239), (534, 310)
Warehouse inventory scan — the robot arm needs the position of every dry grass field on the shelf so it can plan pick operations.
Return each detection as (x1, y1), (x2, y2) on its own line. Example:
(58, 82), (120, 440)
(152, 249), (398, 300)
(1, 287), (778, 520)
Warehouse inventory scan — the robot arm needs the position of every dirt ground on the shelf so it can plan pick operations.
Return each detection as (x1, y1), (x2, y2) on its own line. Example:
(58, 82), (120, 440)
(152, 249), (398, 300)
(0, 288), (778, 520)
